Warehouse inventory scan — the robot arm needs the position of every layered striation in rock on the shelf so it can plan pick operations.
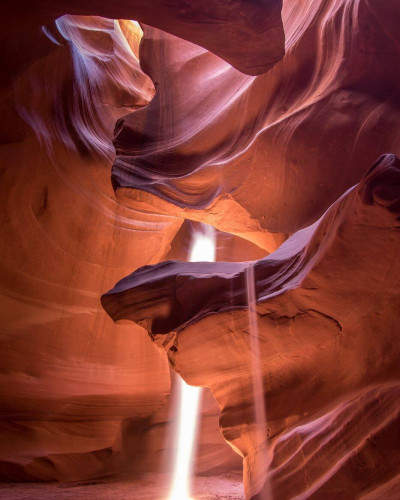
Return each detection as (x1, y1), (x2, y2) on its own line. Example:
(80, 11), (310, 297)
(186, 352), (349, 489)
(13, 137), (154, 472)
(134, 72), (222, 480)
(13, 16), (155, 160)
(3, 0), (400, 495)
(122, 375), (242, 478)
(102, 154), (400, 499)
(4, 0), (284, 76)
(1, 13), (267, 478)
(0, 137), (180, 481)
(112, 0), (400, 245)
(0, 17), (179, 481)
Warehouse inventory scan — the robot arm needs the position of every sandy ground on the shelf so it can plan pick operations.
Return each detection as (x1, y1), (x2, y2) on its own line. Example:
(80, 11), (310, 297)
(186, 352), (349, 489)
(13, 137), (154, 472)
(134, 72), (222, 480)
(0, 473), (244, 500)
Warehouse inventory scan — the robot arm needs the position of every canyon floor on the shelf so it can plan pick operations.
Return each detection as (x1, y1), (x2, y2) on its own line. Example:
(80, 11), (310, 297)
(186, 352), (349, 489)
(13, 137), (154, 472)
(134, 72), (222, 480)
(0, 472), (244, 500)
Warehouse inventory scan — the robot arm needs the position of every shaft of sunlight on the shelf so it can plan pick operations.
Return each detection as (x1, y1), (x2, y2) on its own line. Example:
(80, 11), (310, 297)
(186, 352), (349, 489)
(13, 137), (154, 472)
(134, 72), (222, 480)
(167, 223), (216, 500)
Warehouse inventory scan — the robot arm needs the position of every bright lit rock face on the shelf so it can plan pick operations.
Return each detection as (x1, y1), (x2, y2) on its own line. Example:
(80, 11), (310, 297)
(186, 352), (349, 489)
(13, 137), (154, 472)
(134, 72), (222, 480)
(0, 17), (178, 481)
(112, 0), (400, 243)
(0, 13), (250, 481)
(103, 154), (400, 499)
(2, 0), (400, 498)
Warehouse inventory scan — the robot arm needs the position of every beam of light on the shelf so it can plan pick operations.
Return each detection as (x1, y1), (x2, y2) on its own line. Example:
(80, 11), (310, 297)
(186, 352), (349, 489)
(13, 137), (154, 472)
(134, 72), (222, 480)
(246, 264), (273, 500)
(167, 223), (216, 500)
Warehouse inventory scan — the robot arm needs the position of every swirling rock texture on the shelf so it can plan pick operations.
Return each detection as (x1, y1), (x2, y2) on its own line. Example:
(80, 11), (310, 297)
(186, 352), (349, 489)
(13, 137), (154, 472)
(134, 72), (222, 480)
(2, 0), (400, 498)
(112, 0), (400, 248)
(3, 0), (285, 77)
(0, 11), (257, 483)
(103, 154), (400, 499)
(13, 16), (155, 160)
(0, 16), (185, 482)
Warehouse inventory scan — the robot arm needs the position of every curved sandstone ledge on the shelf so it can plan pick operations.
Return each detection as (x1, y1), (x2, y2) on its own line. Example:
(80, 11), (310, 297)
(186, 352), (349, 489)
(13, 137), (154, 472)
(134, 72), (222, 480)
(4, 0), (285, 77)
(112, 0), (400, 235)
(1, 14), (252, 480)
(11, 16), (155, 160)
(102, 154), (400, 498)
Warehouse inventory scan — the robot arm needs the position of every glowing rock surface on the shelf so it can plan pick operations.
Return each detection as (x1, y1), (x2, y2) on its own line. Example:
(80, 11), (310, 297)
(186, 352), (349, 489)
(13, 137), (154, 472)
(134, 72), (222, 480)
(103, 154), (400, 499)
(1, 0), (400, 497)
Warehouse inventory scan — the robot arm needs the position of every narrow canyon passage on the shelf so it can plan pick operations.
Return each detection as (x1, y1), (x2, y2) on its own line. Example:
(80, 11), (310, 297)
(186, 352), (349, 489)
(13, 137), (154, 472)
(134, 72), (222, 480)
(1, 1), (400, 499)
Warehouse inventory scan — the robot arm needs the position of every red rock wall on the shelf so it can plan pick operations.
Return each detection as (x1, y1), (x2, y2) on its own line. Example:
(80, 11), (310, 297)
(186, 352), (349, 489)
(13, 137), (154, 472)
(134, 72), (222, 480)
(2, 0), (400, 497)
(103, 154), (400, 498)
(113, 0), (400, 240)
(0, 17), (174, 482)
(0, 16), (256, 481)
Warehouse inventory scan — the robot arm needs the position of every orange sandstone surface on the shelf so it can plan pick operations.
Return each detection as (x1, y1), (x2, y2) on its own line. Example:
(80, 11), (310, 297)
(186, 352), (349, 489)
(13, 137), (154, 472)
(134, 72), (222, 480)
(103, 154), (400, 499)
(1, 1), (400, 499)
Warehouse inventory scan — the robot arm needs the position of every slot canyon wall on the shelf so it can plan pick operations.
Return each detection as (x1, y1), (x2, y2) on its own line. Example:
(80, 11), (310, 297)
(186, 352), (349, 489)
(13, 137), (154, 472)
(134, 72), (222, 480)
(1, 0), (400, 499)
(0, 15), (246, 482)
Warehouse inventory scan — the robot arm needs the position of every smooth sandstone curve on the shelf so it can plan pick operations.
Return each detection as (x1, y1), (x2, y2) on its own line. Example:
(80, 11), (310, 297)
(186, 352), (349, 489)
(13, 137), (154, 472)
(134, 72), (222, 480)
(102, 154), (400, 498)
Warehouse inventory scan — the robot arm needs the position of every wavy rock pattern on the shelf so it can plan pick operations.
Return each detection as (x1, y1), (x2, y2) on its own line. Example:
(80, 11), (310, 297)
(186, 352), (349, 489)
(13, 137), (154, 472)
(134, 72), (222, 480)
(113, 0), (400, 243)
(4, 0), (284, 76)
(1, 14), (258, 481)
(103, 154), (400, 498)
(0, 139), (180, 480)
(2, 0), (400, 496)
(0, 17), (179, 481)
(14, 17), (155, 159)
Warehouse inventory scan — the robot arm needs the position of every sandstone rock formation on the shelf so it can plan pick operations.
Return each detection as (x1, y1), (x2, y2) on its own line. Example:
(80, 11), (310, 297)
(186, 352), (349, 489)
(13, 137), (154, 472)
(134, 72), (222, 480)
(0, 14), (254, 481)
(13, 16), (155, 160)
(4, 0), (285, 76)
(102, 154), (400, 499)
(2, 0), (400, 496)
(112, 0), (400, 245)
(0, 16), (177, 481)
